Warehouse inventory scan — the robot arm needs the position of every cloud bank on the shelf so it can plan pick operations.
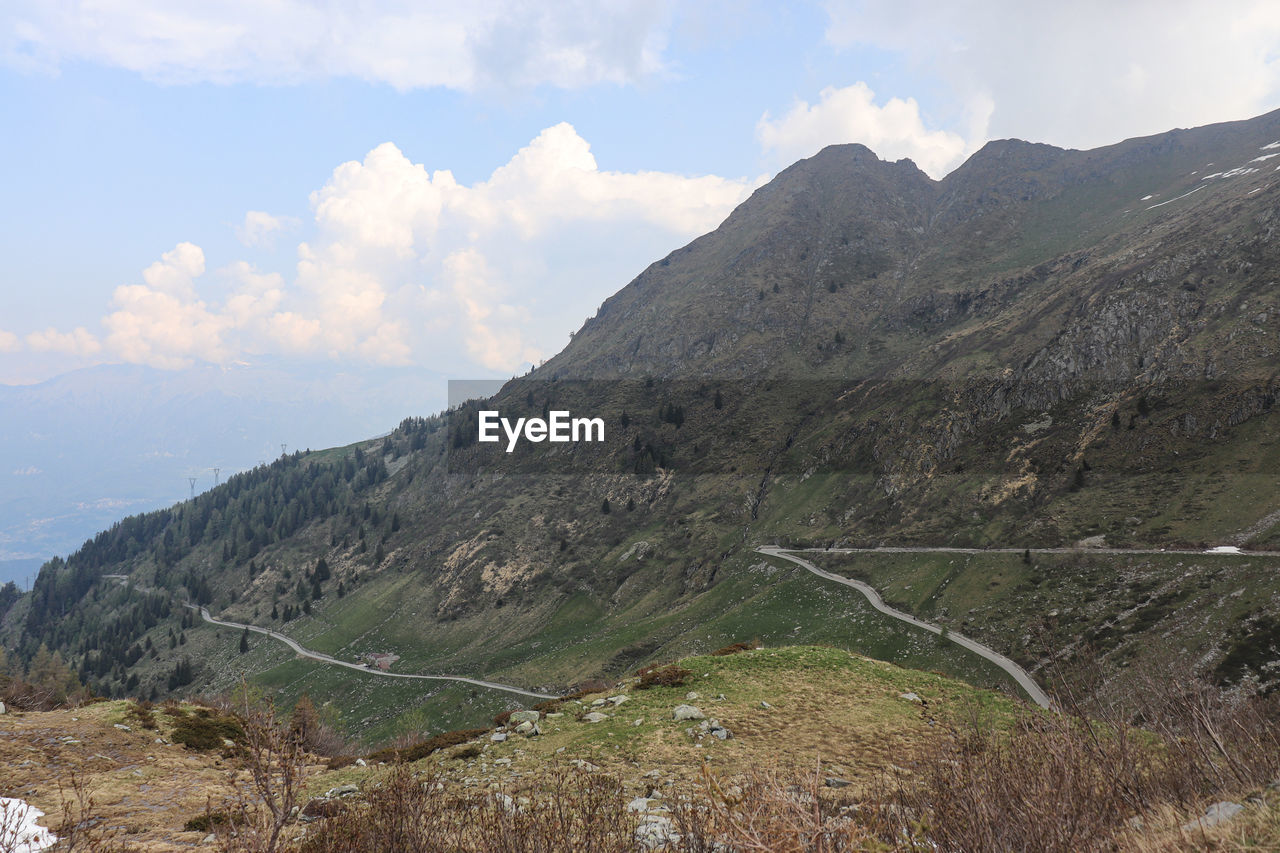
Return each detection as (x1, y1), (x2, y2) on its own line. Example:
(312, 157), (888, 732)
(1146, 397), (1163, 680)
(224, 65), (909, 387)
(15, 124), (755, 375)
(2, 0), (676, 91)
(757, 82), (988, 178)
(824, 0), (1280, 152)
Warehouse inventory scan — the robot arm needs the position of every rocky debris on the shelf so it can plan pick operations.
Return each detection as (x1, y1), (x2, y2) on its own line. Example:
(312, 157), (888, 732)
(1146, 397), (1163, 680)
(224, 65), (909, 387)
(514, 721), (542, 737)
(635, 813), (680, 850)
(607, 695), (630, 706)
(672, 704), (704, 721)
(300, 797), (346, 820)
(113, 723), (131, 731)
(824, 777), (852, 788)
(493, 792), (518, 814)
(324, 784), (360, 798)
(685, 692), (700, 701)
(582, 712), (609, 724)
(688, 718), (732, 741)
(490, 732), (508, 742)
(1181, 801), (1244, 831)
(570, 759), (599, 772)
(508, 710), (540, 726)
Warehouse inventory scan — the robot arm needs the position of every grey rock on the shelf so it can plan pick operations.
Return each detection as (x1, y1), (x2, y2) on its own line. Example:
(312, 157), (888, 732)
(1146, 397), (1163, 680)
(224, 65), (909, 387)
(824, 777), (852, 788)
(635, 814), (680, 850)
(760, 700), (773, 709)
(355, 758), (367, 767)
(899, 692), (922, 703)
(1181, 801), (1244, 831)
(582, 711), (609, 723)
(490, 732), (508, 742)
(509, 710), (540, 726)
(672, 704), (704, 721)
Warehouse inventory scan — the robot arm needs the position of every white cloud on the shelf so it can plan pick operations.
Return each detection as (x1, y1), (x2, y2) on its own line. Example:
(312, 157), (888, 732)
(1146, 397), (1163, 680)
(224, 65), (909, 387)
(757, 82), (984, 178)
(0, 330), (19, 353)
(21, 124), (755, 376)
(2, 1), (677, 91)
(25, 326), (101, 357)
(236, 211), (297, 248)
(823, 0), (1280, 152)
(12, 466), (41, 476)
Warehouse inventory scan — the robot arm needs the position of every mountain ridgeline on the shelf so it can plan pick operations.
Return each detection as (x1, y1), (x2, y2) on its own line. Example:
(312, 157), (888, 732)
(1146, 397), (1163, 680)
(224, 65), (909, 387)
(5, 110), (1280, 736)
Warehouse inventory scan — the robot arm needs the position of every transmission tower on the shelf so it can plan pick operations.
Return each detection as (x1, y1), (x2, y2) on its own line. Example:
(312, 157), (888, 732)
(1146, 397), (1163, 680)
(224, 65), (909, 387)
(281, 443), (288, 457)
(214, 467), (221, 486)
(188, 477), (197, 499)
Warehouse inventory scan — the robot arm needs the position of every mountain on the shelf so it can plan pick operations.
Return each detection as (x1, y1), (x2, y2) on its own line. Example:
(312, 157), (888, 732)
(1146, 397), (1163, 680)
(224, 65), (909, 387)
(5, 109), (1280, 739)
(0, 361), (450, 564)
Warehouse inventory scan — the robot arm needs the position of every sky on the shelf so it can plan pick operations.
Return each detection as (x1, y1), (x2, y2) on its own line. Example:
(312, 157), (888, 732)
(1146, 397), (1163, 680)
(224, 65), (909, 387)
(3, 0), (1280, 386)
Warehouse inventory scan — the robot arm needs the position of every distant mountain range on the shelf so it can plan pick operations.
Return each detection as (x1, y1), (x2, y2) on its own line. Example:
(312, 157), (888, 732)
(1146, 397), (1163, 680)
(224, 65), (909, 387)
(0, 361), (451, 565)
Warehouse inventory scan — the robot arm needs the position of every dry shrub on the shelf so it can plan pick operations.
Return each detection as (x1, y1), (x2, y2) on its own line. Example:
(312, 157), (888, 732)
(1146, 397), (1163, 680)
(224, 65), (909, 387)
(51, 773), (137, 852)
(324, 755), (359, 771)
(125, 699), (158, 730)
(365, 728), (489, 765)
(531, 699), (562, 714)
(295, 764), (638, 853)
(669, 764), (876, 852)
(871, 676), (1280, 852)
(212, 689), (310, 853)
(560, 679), (615, 702)
(711, 642), (756, 657)
(493, 709), (515, 726)
(634, 664), (691, 690)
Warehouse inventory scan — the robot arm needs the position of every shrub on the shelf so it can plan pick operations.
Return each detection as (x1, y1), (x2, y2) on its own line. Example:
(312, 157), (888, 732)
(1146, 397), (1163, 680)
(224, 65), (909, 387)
(634, 664), (691, 690)
(365, 728), (490, 765)
(710, 642), (755, 657)
(168, 706), (245, 751)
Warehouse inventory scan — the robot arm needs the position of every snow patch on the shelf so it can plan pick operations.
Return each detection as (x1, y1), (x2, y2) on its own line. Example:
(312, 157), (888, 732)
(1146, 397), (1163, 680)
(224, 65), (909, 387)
(1146, 186), (1205, 209)
(1140, 194), (1154, 200)
(1252, 152), (1280, 163)
(0, 798), (58, 852)
(1262, 141), (1280, 150)
(1205, 545), (1243, 554)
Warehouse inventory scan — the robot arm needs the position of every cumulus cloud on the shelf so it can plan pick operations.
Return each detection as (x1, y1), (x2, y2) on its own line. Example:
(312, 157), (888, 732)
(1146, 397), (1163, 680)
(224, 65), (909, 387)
(756, 82), (985, 178)
(823, 0), (1280, 152)
(25, 326), (101, 357)
(0, 330), (19, 353)
(236, 211), (297, 248)
(2, 0), (676, 91)
(20, 124), (755, 376)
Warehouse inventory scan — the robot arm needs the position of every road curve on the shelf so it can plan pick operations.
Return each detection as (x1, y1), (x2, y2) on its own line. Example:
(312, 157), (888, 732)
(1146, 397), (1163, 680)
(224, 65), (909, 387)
(186, 604), (555, 700)
(755, 547), (1054, 710)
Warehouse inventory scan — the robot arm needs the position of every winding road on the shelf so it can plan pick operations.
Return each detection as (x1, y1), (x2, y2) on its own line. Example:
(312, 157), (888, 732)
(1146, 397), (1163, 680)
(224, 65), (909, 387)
(185, 604), (555, 700)
(755, 546), (1055, 710)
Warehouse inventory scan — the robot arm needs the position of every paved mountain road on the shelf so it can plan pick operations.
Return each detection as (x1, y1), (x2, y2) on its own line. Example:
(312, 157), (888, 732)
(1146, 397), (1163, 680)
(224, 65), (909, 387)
(755, 546), (1055, 709)
(185, 604), (555, 700)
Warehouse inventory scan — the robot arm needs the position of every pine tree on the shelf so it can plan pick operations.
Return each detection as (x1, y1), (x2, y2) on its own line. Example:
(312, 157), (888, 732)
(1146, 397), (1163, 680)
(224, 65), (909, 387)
(239, 627), (250, 654)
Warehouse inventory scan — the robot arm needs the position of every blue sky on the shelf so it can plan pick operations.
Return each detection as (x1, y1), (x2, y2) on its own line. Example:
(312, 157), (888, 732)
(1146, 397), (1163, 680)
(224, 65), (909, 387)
(3, 0), (1280, 385)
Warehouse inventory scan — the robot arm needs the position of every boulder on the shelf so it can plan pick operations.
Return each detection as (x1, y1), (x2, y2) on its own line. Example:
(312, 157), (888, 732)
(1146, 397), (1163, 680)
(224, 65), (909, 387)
(490, 732), (508, 742)
(607, 695), (630, 706)
(672, 704), (704, 721)
(509, 710), (540, 726)
(1182, 801), (1244, 831)
(582, 711), (609, 723)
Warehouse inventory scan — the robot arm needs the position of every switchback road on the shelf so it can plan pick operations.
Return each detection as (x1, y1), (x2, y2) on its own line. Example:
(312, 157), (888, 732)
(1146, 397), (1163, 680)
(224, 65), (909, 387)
(755, 546), (1055, 709)
(185, 604), (555, 700)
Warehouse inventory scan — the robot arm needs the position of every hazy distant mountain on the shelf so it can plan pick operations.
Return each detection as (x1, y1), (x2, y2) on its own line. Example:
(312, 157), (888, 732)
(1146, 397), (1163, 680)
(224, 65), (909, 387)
(0, 361), (451, 564)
